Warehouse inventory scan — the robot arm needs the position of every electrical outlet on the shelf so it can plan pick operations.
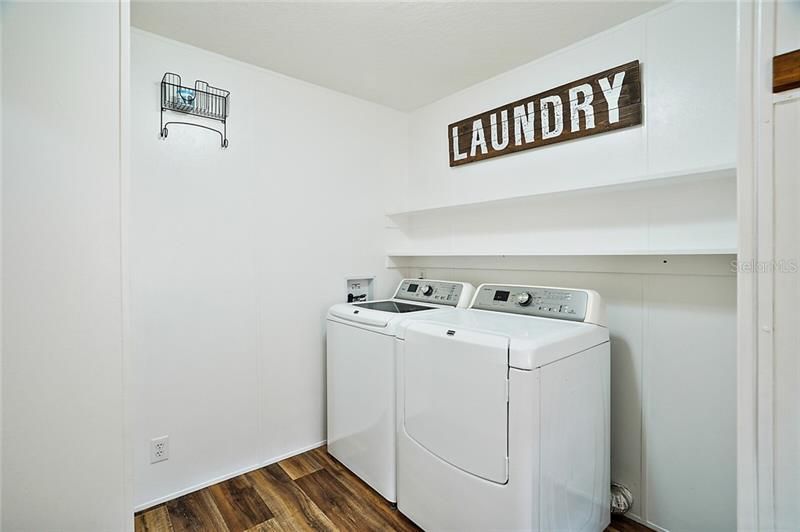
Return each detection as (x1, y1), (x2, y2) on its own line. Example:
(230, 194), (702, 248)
(150, 436), (169, 464)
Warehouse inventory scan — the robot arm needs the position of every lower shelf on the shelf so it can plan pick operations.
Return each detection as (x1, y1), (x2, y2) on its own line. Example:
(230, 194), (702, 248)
(386, 251), (738, 276)
(387, 249), (737, 257)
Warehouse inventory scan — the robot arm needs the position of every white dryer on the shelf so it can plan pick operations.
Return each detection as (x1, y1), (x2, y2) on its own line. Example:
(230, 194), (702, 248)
(396, 284), (610, 531)
(326, 279), (475, 503)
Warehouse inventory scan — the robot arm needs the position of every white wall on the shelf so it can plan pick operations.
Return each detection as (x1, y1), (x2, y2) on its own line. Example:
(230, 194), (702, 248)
(398, 258), (736, 532)
(775, 0), (800, 55)
(386, 172), (737, 256)
(772, 4), (800, 527)
(2, 2), (127, 531)
(767, 4), (800, 530)
(0, 3), (747, 530)
(0, 6), (4, 525)
(131, 30), (406, 509)
(393, 3), (737, 532)
(773, 96), (799, 532)
(400, 1), (736, 214)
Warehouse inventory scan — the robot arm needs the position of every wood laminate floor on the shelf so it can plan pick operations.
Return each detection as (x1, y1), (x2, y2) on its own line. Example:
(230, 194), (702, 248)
(135, 446), (652, 532)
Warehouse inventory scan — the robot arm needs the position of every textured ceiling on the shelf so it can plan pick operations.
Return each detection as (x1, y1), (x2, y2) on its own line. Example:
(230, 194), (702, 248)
(132, 1), (664, 111)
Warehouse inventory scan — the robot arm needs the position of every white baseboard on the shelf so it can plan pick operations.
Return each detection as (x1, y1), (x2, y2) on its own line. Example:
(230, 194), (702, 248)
(625, 512), (670, 532)
(134, 439), (327, 513)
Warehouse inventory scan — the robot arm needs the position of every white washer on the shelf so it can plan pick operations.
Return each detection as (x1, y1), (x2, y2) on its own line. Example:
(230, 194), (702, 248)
(396, 284), (610, 531)
(326, 279), (475, 503)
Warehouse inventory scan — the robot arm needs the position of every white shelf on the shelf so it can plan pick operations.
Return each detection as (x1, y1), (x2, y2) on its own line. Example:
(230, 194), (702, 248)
(386, 249), (737, 257)
(386, 251), (738, 276)
(385, 164), (736, 218)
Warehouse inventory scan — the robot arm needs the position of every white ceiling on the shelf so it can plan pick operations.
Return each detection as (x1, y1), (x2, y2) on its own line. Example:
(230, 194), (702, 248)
(132, 1), (664, 111)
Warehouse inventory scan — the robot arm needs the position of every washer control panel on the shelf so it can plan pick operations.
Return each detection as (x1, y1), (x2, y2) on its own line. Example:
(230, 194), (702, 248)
(471, 284), (589, 322)
(394, 279), (467, 307)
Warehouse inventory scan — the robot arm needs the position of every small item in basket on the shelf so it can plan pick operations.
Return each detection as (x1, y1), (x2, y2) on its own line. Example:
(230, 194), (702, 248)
(177, 88), (196, 107)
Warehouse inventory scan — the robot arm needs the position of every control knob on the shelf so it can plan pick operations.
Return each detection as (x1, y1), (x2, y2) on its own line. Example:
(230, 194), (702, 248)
(516, 292), (533, 306)
(421, 284), (434, 296)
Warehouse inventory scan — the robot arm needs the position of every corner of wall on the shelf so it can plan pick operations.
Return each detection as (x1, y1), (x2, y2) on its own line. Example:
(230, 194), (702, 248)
(0, 3), (5, 528)
(119, 1), (133, 531)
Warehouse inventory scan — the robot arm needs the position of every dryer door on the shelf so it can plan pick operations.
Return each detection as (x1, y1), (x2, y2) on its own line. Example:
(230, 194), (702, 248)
(403, 322), (509, 484)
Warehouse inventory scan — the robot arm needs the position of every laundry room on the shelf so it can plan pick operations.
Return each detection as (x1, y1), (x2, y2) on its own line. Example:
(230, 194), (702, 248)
(1, 1), (799, 532)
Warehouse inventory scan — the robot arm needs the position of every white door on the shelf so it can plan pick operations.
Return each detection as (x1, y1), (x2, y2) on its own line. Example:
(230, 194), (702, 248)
(403, 322), (509, 484)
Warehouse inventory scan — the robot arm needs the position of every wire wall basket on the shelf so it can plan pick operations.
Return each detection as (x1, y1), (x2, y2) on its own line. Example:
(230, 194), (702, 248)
(160, 72), (230, 148)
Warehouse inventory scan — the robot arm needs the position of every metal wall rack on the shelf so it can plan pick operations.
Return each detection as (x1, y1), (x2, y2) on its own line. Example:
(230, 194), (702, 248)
(160, 72), (230, 148)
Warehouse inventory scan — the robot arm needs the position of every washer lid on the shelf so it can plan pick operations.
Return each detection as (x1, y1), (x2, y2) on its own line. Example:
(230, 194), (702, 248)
(327, 300), (438, 330)
(328, 304), (393, 328)
(354, 301), (435, 313)
(396, 308), (609, 370)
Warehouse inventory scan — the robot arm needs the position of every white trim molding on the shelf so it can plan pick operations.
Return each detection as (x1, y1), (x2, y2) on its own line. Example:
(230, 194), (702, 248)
(736, 0), (758, 530)
(737, 1), (779, 531)
(119, 2), (133, 531)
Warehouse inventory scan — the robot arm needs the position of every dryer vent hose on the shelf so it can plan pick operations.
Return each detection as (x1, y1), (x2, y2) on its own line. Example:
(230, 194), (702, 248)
(610, 482), (633, 515)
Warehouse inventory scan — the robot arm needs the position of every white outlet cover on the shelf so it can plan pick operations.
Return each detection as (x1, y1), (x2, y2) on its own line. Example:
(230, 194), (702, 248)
(150, 436), (169, 464)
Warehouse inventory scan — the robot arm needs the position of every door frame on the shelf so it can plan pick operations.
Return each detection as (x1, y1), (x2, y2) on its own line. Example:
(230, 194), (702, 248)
(736, 1), (777, 531)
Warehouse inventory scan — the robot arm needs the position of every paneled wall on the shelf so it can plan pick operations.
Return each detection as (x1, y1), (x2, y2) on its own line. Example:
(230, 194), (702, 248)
(0, 8), (4, 527)
(386, 172), (736, 256)
(2, 3), (127, 530)
(772, 56), (800, 532)
(776, 0), (800, 55)
(772, 4), (799, 528)
(131, 30), (406, 509)
(391, 3), (738, 532)
(397, 2), (736, 215)
(397, 259), (736, 532)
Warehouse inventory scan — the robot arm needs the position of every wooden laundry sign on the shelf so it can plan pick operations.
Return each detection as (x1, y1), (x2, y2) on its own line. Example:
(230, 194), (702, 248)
(448, 61), (642, 166)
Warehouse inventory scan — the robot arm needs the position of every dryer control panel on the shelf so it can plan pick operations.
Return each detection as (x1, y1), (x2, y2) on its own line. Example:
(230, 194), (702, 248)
(471, 284), (591, 322)
(394, 279), (473, 307)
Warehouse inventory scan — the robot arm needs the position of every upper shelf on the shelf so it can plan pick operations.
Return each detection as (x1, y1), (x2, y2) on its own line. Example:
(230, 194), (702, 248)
(384, 163), (737, 258)
(385, 164), (736, 218)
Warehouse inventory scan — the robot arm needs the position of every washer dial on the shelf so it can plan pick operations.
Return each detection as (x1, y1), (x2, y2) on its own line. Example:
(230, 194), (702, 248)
(516, 292), (533, 306)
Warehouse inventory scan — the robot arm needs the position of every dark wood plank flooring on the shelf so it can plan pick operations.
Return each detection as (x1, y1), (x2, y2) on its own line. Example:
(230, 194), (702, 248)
(135, 445), (652, 532)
